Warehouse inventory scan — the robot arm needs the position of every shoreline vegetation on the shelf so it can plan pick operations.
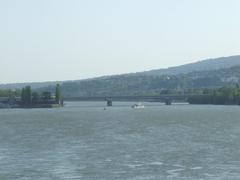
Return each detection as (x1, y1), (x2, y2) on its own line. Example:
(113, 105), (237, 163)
(188, 85), (240, 105)
(1, 84), (240, 107)
(0, 84), (63, 109)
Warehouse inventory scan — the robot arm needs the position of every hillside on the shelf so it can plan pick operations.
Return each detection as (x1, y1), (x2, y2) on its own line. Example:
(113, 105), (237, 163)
(139, 55), (240, 76)
(35, 65), (240, 97)
(1, 55), (240, 97)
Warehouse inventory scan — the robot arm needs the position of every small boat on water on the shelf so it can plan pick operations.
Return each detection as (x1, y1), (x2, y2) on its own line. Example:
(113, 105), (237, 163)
(132, 103), (145, 109)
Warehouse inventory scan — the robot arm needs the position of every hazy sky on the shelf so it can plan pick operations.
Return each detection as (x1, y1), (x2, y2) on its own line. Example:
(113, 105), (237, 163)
(1, 0), (240, 83)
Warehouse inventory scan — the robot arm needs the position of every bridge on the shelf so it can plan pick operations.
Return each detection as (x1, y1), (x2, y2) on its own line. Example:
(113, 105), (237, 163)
(0, 95), (205, 107)
(64, 94), (202, 106)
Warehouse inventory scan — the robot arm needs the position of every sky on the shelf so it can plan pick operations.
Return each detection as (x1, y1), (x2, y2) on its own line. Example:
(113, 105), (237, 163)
(0, 0), (240, 83)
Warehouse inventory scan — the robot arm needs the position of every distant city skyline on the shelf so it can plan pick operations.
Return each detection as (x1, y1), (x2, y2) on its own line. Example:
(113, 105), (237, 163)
(1, 0), (240, 83)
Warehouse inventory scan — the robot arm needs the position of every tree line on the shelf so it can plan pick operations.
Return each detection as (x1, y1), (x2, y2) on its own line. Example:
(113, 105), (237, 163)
(188, 85), (240, 105)
(0, 89), (20, 97)
(2, 82), (240, 105)
(21, 84), (62, 105)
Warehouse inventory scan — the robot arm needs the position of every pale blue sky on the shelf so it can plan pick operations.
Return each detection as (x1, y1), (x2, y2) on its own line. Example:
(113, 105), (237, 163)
(0, 0), (240, 83)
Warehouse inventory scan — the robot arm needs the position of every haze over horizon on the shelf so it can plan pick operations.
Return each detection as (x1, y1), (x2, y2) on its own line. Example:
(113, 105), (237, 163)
(1, 0), (240, 83)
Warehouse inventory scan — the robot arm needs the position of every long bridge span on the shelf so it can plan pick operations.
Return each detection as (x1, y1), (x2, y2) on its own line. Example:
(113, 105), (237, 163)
(64, 94), (202, 106)
(0, 95), (205, 106)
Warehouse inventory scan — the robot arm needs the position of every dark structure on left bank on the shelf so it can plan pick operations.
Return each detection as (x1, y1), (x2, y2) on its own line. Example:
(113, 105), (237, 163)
(0, 84), (63, 108)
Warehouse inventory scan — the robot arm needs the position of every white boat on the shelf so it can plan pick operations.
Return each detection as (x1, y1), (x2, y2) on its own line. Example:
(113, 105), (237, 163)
(132, 103), (145, 109)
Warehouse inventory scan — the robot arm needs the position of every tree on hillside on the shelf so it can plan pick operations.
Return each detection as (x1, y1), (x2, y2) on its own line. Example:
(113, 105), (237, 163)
(21, 87), (26, 104)
(21, 86), (32, 105)
(55, 84), (61, 104)
(25, 86), (32, 104)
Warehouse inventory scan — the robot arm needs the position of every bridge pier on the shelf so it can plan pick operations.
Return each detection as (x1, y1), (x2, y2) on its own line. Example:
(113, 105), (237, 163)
(165, 98), (172, 105)
(106, 99), (112, 106)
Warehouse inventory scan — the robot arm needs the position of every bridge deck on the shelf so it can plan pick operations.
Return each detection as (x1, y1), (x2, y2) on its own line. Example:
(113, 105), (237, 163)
(0, 95), (206, 103)
(64, 95), (203, 102)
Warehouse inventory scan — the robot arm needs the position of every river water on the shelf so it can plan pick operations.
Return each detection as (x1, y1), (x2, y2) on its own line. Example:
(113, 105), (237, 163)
(0, 102), (240, 179)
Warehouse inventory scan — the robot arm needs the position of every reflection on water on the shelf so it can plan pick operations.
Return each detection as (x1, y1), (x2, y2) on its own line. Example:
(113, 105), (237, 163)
(1, 102), (240, 179)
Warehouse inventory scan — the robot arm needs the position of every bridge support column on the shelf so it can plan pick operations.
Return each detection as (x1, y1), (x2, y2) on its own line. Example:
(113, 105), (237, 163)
(107, 99), (112, 106)
(165, 98), (172, 105)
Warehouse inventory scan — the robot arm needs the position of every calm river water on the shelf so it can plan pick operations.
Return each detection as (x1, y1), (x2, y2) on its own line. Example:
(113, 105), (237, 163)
(1, 102), (240, 179)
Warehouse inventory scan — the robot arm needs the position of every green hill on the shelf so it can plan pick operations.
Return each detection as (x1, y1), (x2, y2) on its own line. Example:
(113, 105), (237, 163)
(139, 55), (240, 76)
(37, 65), (240, 97)
(1, 55), (240, 97)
